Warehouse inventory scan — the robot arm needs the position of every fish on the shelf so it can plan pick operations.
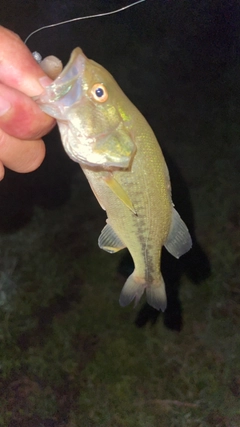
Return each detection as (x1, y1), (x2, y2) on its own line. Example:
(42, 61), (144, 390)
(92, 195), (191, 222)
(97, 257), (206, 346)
(35, 47), (192, 311)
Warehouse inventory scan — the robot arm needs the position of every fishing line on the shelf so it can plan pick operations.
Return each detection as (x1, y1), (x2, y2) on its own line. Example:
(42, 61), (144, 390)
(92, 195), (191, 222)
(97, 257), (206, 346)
(24, 0), (146, 45)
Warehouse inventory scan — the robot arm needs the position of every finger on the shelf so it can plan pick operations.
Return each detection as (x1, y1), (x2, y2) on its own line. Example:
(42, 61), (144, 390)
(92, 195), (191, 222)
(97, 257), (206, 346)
(0, 83), (55, 140)
(0, 128), (46, 173)
(0, 26), (51, 96)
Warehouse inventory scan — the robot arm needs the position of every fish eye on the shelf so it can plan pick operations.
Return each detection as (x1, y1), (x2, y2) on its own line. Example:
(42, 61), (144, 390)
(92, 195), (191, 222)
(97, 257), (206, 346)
(91, 83), (108, 102)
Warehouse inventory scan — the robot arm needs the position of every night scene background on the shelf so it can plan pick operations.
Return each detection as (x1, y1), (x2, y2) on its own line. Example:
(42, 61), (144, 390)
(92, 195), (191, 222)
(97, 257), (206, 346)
(0, 1), (240, 426)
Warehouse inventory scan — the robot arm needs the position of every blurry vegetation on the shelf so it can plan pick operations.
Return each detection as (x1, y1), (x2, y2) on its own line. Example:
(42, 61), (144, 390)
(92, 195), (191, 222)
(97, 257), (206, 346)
(1, 0), (240, 426)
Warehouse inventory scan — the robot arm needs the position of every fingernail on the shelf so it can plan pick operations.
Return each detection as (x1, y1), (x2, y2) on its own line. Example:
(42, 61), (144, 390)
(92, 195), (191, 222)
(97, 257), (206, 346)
(39, 76), (53, 88)
(0, 96), (11, 116)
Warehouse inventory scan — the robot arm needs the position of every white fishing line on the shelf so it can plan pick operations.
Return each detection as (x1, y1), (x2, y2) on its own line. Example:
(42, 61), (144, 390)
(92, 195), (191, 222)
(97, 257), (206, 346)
(25, 0), (146, 45)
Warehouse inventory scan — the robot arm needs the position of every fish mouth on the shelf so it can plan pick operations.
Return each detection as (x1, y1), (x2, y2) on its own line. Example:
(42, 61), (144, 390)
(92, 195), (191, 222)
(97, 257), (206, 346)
(34, 47), (86, 118)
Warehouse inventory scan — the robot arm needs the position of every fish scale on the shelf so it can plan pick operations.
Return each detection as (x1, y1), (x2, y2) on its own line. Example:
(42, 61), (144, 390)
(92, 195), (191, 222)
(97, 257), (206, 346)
(35, 47), (192, 311)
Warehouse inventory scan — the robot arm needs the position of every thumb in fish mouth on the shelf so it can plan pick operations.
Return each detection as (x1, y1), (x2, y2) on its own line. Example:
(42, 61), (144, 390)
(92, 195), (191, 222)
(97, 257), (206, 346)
(40, 55), (63, 80)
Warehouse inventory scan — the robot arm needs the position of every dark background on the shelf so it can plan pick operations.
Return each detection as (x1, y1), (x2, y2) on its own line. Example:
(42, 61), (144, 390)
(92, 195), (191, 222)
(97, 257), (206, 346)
(0, 0), (239, 226)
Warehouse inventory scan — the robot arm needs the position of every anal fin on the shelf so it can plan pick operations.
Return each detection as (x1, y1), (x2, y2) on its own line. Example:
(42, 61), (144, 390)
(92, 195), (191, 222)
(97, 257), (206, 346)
(98, 222), (125, 253)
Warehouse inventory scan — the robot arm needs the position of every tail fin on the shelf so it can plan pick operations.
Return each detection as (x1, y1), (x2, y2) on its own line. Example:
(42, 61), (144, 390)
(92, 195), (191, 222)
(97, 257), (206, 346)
(146, 279), (167, 311)
(119, 273), (167, 312)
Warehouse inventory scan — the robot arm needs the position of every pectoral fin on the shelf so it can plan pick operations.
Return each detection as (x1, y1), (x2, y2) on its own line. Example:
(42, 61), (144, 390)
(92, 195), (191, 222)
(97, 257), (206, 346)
(164, 207), (192, 258)
(98, 222), (125, 253)
(103, 175), (137, 215)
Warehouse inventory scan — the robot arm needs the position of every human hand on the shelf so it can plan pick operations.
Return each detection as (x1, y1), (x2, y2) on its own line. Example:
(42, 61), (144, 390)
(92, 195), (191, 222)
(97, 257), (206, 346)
(0, 26), (58, 180)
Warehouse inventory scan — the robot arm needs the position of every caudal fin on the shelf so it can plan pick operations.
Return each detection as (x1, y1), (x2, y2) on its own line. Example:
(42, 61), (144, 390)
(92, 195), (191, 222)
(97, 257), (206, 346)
(119, 273), (167, 312)
(146, 279), (167, 311)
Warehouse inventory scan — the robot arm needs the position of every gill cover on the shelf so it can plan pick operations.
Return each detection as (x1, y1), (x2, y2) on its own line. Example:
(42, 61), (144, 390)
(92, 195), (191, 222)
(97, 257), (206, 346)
(35, 47), (136, 170)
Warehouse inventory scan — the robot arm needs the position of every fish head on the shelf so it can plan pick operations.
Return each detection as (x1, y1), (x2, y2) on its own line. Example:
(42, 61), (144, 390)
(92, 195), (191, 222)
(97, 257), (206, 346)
(35, 47), (136, 170)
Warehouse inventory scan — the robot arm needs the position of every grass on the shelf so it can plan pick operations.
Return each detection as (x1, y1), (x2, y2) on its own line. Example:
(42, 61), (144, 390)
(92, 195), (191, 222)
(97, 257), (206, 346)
(0, 143), (239, 426)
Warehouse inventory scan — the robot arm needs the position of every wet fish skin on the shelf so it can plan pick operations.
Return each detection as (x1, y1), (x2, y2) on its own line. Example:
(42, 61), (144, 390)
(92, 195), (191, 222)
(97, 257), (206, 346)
(35, 48), (192, 311)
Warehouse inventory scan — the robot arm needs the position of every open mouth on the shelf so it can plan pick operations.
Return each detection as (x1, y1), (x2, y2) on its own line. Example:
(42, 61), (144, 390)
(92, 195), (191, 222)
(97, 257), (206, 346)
(34, 48), (86, 118)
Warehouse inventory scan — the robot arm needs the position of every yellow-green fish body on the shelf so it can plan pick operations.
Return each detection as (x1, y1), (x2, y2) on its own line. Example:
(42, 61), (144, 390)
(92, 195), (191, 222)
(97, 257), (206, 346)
(35, 48), (192, 310)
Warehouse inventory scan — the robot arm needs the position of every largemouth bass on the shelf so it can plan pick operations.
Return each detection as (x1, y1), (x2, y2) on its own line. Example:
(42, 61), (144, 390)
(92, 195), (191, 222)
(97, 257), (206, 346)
(35, 48), (192, 311)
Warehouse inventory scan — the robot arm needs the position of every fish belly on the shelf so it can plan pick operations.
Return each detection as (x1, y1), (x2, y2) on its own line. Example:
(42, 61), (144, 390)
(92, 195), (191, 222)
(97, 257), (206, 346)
(81, 129), (172, 311)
